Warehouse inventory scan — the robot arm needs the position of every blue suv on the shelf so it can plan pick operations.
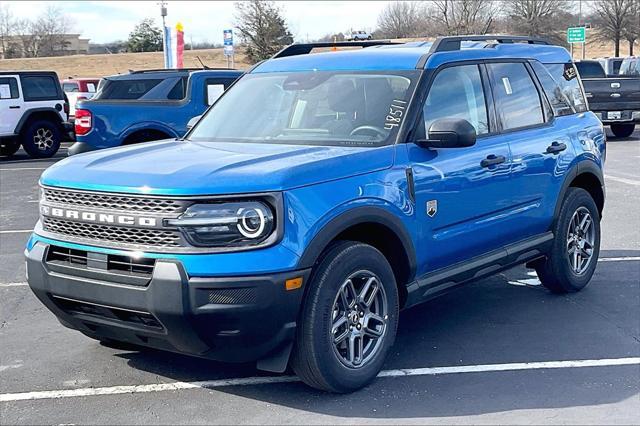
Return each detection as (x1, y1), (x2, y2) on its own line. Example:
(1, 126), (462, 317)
(27, 36), (606, 392)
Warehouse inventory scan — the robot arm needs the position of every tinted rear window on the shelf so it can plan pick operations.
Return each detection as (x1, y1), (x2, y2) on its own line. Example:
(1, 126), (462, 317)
(575, 62), (606, 78)
(21, 75), (60, 101)
(544, 63), (588, 113)
(97, 79), (162, 100)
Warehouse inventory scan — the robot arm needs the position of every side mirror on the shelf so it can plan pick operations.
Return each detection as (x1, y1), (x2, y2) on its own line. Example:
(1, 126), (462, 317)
(416, 118), (477, 149)
(186, 115), (202, 132)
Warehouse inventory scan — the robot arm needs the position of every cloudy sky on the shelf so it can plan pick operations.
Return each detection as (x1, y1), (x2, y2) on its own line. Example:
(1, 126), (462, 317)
(3, 1), (392, 44)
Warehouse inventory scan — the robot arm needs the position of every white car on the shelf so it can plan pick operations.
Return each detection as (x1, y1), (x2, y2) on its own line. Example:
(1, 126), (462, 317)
(347, 31), (372, 41)
(0, 71), (69, 158)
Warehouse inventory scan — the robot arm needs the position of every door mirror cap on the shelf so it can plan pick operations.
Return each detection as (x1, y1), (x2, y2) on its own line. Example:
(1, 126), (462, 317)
(416, 118), (477, 149)
(186, 115), (202, 132)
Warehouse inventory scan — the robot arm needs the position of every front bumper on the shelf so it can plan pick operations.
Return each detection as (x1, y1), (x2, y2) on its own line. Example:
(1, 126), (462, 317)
(26, 242), (309, 366)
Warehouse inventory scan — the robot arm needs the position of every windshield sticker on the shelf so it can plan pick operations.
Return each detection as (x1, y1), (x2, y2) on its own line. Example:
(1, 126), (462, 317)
(563, 64), (577, 81)
(384, 99), (407, 130)
(502, 77), (513, 95)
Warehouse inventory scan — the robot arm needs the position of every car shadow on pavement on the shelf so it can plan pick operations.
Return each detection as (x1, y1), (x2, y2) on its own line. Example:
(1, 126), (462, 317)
(117, 250), (639, 419)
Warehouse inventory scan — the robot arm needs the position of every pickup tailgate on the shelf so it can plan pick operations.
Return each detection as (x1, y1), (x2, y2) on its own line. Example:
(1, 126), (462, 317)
(583, 77), (640, 111)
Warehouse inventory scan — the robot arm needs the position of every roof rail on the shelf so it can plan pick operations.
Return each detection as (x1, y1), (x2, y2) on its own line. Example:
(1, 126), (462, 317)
(128, 68), (235, 74)
(273, 40), (403, 59)
(429, 35), (550, 53)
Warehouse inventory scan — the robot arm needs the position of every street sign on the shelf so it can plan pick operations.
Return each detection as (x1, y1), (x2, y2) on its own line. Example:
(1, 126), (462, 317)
(567, 27), (586, 43)
(223, 29), (234, 57)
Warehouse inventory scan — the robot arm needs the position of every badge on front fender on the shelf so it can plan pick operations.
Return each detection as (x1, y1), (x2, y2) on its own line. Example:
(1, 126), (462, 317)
(427, 200), (437, 218)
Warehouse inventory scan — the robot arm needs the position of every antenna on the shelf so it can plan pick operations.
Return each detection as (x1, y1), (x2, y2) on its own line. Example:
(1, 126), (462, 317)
(196, 56), (210, 69)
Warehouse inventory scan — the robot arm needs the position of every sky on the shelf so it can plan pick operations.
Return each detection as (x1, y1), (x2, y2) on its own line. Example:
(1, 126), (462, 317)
(2, 1), (392, 44)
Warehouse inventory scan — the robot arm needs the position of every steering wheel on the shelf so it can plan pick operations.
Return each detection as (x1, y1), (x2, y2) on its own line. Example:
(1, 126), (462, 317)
(349, 125), (387, 138)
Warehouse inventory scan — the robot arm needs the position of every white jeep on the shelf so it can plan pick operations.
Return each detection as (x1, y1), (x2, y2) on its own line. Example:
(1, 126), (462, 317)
(0, 71), (70, 158)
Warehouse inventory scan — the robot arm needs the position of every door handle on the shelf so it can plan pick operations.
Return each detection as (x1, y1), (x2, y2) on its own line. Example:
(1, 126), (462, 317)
(9, 105), (20, 109)
(546, 141), (567, 154)
(481, 154), (506, 168)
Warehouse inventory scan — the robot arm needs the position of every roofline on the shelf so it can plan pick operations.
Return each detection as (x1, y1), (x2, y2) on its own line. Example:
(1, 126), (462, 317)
(273, 40), (402, 59)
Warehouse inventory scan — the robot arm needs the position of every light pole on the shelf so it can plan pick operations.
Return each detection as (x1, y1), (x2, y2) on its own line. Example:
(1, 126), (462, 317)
(159, 1), (168, 68)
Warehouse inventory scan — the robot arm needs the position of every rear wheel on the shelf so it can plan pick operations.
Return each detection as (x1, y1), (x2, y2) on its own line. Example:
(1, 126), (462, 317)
(21, 120), (62, 158)
(291, 241), (399, 393)
(535, 188), (601, 293)
(610, 123), (635, 138)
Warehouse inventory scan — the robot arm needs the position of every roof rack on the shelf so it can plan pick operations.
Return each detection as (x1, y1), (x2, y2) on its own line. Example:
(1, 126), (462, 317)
(128, 68), (235, 74)
(429, 35), (550, 53)
(273, 40), (403, 59)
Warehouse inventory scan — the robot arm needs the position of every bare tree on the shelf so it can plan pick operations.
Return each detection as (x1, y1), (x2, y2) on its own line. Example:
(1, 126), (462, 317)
(0, 3), (15, 57)
(429, 0), (498, 36)
(376, 1), (427, 39)
(234, 0), (293, 63)
(31, 5), (73, 56)
(622, 0), (640, 55)
(592, 0), (634, 57)
(504, 0), (569, 44)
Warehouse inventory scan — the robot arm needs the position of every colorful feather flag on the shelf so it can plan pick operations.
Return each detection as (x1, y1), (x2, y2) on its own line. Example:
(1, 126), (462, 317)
(164, 22), (184, 69)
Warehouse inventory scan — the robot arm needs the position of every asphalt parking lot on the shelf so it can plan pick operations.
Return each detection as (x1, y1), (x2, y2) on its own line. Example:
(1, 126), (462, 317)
(1, 132), (639, 425)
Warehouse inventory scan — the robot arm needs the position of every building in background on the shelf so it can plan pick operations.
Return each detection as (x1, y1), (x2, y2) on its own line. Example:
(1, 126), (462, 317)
(0, 33), (90, 59)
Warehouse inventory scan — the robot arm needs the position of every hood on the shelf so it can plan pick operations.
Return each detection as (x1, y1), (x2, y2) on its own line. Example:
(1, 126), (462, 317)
(41, 140), (394, 196)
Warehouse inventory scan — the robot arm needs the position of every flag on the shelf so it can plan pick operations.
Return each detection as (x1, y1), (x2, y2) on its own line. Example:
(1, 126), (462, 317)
(164, 22), (184, 69)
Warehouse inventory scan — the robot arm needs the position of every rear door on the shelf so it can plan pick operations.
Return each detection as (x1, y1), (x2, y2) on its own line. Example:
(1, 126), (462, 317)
(0, 75), (22, 135)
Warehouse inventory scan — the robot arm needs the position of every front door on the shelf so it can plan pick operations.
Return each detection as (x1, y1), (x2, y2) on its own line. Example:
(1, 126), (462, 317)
(0, 75), (22, 136)
(407, 64), (514, 274)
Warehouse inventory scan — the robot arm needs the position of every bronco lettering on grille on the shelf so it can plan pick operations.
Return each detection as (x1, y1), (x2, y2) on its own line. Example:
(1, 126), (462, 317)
(40, 205), (157, 227)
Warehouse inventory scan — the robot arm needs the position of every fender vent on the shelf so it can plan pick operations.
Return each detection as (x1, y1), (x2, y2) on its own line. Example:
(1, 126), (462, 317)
(208, 288), (259, 305)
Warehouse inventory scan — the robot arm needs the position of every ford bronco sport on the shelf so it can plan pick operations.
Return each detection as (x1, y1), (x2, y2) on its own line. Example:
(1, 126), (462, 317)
(27, 37), (606, 393)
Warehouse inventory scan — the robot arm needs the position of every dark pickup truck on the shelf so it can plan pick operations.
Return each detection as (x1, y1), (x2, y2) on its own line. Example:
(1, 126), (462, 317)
(575, 60), (640, 138)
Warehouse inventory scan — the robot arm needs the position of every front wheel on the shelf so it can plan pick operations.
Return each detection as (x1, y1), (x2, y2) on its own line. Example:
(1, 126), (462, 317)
(535, 188), (601, 293)
(291, 241), (399, 393)
(610, 123), (635, 138)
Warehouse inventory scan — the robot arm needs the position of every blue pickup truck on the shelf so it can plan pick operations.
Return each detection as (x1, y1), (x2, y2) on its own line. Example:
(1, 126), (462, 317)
(28, 37), (605, 392)
(68, 68), (242, 155)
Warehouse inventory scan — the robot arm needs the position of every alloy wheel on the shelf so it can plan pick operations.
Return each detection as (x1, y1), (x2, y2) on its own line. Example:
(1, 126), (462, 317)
(330, 270), (388, 368)
(566, 206), (595, 275)
(33, 127), (54, 150)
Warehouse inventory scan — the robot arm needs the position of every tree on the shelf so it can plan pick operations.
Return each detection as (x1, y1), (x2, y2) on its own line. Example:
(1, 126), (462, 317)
(429, 0), (498, 36)
(376, 1), (426, 39)
(622, 0), (640, 55)
(127, 18), (163, 53)
(0, 3), (15, 58)
(504, 0), (569, 44)
(234, 0), (293, 63)
(592, 0), (635, 57)
(31, 6), (73, 56)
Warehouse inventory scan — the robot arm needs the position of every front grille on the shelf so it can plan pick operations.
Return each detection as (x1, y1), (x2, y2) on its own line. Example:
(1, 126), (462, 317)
(52, 296), (163, 329)
(47, 245), (155, 278)
(43, 188), (187, 213)
(43, 217), (182, 248)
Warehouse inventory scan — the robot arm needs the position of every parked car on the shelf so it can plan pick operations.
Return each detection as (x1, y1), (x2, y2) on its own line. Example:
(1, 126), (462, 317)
(61, 78), (100, 118)
(0, 71), (70, 158)
(28, 36), (605, 393)
(575, 60), (640, 138)
(347, 30), (372, 41)
(619, 56), (640, 76)
(68, 68), (243, 155)
(597, 57), (624, 75)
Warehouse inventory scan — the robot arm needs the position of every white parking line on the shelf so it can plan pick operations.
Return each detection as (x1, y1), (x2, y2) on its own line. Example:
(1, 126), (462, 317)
(0, 167), (48, 171)
(0, 230), (32, 234)
(0, 282), (28, 288)
(605, 174), (640, 186)
(599, 256), (640, 262)
(0, 357), (637, 403)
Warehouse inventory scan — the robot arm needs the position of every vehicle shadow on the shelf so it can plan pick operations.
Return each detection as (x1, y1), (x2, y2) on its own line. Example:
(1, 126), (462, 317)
(116, 249), (639, 419)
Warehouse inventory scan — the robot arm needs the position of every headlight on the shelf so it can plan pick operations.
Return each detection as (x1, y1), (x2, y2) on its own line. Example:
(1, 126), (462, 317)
(166, 201), (275, 247)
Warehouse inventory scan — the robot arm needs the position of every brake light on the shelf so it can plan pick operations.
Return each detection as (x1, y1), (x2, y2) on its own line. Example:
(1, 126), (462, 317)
(74, 109), (92, 136)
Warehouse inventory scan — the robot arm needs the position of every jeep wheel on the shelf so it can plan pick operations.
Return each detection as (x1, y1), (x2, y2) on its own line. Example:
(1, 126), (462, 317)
(535, 188), (601, 293)
(0, 139), (20, 157)
(21, 120), (62, 158)
(291, 241), (399, 393)
(610, 123), (635, 138)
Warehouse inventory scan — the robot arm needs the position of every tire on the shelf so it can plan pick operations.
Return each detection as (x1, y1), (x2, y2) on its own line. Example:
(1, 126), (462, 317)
(610, 123), (635, 138)
(0, 139), (20, 156)
(21, 119), (62, 158)
(291, 241), (399, 393)
(535, 188), (601, 293)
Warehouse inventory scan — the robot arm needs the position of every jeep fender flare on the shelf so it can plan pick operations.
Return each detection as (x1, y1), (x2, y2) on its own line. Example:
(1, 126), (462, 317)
(120, 122), (180, 144)
(553, 159), (605, 221)
(14, 107), (64, 135)
(297, 205), (417, 281)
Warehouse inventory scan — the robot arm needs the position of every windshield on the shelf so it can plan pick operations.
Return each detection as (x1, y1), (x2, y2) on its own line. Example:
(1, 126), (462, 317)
(189, 70), (419, 147)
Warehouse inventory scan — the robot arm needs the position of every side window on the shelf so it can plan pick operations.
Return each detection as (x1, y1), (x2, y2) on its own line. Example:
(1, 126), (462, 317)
(0, 77), (19, 99)
(487, 63), (544, 130)
(204, 78), (236, 105)
(544, 63), (588, 113)
(530, 61), (573, 116)
(423, 65), (489, 136)
(21, 75), (60, 101)
(167, 77), (188, 100)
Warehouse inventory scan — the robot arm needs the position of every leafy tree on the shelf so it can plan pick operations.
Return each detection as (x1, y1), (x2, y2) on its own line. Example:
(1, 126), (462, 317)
(127, 18), (163, 53)
(234, 0), (293, 63)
